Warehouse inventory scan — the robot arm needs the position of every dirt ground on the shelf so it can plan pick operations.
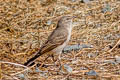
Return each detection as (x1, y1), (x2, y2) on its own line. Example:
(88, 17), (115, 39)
(0, 0), (120, 80)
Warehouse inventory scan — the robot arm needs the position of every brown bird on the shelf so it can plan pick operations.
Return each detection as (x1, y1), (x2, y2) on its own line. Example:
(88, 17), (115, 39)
(24, 16), (74, 67)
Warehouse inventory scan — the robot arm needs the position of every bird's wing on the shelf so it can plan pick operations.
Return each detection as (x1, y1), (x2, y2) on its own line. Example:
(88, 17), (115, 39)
(40, 29), (68, 54)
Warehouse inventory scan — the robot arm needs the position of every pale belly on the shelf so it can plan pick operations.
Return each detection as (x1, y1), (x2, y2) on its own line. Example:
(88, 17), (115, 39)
(53, 41), (68, 54)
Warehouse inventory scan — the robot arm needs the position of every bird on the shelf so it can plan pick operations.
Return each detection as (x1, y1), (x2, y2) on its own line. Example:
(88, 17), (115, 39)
(24, 16), (74, 67)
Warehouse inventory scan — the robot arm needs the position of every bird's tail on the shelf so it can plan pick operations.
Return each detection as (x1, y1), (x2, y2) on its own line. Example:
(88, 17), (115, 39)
(24, 52), (42, 66)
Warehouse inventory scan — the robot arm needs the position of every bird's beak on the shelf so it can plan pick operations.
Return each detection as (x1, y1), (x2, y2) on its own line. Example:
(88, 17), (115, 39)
(52, 16), (63, 21)
(72, 16), (77, 19)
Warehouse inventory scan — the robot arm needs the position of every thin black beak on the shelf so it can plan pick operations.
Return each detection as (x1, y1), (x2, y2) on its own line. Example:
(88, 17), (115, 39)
(72, 16), (77, 19)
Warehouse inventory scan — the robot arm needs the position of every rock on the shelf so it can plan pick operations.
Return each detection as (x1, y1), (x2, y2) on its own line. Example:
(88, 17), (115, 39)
(85, 70), (97, 76)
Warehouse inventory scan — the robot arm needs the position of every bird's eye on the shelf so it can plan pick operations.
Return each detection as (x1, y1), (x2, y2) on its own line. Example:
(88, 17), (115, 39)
(66, 18), (70, 20)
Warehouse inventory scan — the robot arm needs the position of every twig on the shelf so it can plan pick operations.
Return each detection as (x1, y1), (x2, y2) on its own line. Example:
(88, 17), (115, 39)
(0, 61), (27, 68)
(95, 39), (120, 60)
(11, 64), (36, 76)
(3, 73), (20, 80)
(108, 39), (120, 53)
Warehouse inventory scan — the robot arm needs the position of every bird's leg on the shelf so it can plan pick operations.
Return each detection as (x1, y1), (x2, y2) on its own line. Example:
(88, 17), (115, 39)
(36, 55), (51, 67)
(44, 55), (51, 62)
(51, 54), (57, 62)
(49, 54), (62, 67)
(56, 53), (62, 74)
(51, 54), (59, 67)
(58, 53), (62, 67)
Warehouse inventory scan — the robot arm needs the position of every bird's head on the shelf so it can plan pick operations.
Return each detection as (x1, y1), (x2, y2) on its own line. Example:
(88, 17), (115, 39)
(57, 16), (74, 28)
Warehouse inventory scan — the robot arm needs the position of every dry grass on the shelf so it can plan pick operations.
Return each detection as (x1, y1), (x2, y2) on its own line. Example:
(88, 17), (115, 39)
(0, 0), (120, 80)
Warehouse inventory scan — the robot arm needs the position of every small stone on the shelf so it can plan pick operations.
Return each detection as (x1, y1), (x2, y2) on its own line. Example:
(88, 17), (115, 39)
(80, 67), (88, 70)
(35, 66), (41, 72)
(18, 74), (25, 78)
(85, 70), (97, 76)
(47, 20), (52, 25)
(102, 4), (111, 13)
(115, 56), (120, 63)
(61, 64), (73, 73)
(87, 53), (96, 58)
(103, 60), (116, 65)
(63, 44), (93, 53)
(81, 0), (90, 3)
